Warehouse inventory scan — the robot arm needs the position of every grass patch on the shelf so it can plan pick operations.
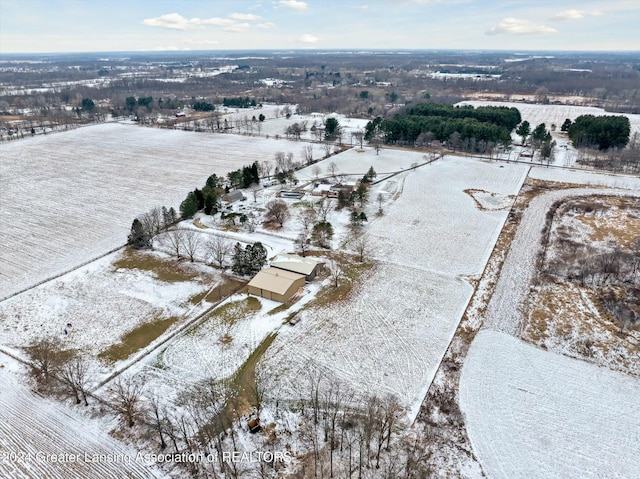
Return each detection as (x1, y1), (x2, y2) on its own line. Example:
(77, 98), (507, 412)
(268, 303), (290, 315)
(189, 296), (261, 336)
(314, 253), (373, 306)
(113, 248), (200, 283)
(189, 278), (246, 305)
(98, 316), (178, 363)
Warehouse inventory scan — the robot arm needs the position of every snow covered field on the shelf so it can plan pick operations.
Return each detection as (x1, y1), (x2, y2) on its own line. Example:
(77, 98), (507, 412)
(459, 330), (640, 479)
(262, 157), (529, 417)
(529, 166), (640, 190)
(0, 249), (217, 365)
(0, 123), (323, 300)
(0, 362), (161, 479)
(484, 187), (640, 335)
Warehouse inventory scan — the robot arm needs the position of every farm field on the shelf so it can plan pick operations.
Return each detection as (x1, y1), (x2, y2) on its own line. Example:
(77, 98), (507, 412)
(0, 123), (324, 300)
(528, 165), (640, 189)
(0, 248), (220, 372)
(262, 156), (530, 417)
(459, 329), (640, 479)
(484, 187), (640, 336)
(0, 362), (161, 479)
(460, 100), (640, 138)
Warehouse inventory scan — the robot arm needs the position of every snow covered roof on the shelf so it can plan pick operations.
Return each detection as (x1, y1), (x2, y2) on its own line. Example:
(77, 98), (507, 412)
(224, 190), (244, 202)
(248, 267), (305, 295)
(271, 254), (320, 276)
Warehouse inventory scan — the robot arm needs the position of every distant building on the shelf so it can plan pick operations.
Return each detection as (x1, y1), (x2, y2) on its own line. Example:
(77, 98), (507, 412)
(247, 267), (305, 302)
(223, 190), (245, 203)
(271, 254), (322, 281)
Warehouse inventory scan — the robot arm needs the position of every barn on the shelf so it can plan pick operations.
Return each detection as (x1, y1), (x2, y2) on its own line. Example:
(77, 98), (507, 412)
(247, 267), (305, 302)
(270, 254), (322, 281)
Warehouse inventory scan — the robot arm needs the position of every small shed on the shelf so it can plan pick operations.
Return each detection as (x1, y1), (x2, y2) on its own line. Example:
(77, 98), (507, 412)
(223, 190), (245, 203)
(271, 254), (321, 281)
(247, 267), (305, 302)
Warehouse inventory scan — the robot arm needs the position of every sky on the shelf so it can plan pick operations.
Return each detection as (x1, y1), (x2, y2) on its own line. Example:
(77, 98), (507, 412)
(1, 0), (639, 54)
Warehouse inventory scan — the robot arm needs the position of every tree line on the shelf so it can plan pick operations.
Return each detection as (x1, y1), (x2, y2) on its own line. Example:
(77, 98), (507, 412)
(366, 103), (521, 149)
(566, 114), (630, 150)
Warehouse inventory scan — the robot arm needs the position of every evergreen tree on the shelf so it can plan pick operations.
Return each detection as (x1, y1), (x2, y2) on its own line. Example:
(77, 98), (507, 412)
(127, 219), (149, 248)
(180, 192), (199, 218)
(232, 242), (247, 275)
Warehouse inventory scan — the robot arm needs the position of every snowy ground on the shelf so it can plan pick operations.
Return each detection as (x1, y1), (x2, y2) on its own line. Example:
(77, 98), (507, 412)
(459, 329), (640, 479)
(484, 187), (640, 336)
(262, 156), (529, 418)
(0, 249), (218, 373)
(529, 166), (640, 190)
(0, 123), (324, 300)
(0, 359), (162, 479)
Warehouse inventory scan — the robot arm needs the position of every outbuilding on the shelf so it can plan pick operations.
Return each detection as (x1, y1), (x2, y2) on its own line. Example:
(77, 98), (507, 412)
(247, 267), (305, 302)
(223, 190), (245, 203)
(271, 253), (322, 281)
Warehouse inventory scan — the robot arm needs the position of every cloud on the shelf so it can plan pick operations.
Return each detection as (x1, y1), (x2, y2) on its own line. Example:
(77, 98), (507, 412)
(258, 22), (276, 29)
(142, 13), (193, 30)
(279, 0), (309, 10)
(142, 13), (234, 30)
(229, 13), (261, 21)
(224, 22), (251, 32)
(142, 12), (265, 32)
(486, 18), (557, 35)
(552, 9), (585, 20)
(551, 9), (602, 21)
(298, 34), (319, 44)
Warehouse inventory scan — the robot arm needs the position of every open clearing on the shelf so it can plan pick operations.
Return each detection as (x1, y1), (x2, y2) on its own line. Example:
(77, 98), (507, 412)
(261, 156), (529, 417)
(459, 329), (640, 479)
(0, 123), (323, 300)
(0, 248), (220, 375)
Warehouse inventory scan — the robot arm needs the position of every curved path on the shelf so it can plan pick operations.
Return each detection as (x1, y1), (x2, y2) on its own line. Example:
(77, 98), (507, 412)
(484, 187), (640, 335)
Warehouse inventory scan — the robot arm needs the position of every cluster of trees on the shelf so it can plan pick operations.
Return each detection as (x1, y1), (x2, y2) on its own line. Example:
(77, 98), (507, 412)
(192, 100), (214, 112)
(26, 337), (92, 406)
(366, 103), (520, 149)
(567, 114), (630, 150)
(128, 206), (178, 248)
(223, 97), (257, 108)
(125, 96), (153, 113)
(231, 242), (267, 275)
(227, 161), (260, 190)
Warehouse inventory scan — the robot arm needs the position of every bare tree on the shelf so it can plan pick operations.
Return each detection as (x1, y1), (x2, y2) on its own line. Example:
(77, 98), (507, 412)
(327, 161), (338, 178)
(265, 200), (290, 227)
(353, 234), (369, 262)
(147, 394), (168, 450)
(302, 145), (314, 165)
(206, 235), (232, 269)
(312, 164), (321, 179)
(26, 336), (63, 386)
(260, 160), (273, 179)
(58, 356), (92, 406)
(165, 228), (185, 258)
(328, 259), (342, 288)
(352, 129), (365, 148)
(315, 198), (334, 223)
(111, 376), (143, 428)
(324, 142), (333, 158)
(182, 230), (202, 262)
(274, 151), (287, 174)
